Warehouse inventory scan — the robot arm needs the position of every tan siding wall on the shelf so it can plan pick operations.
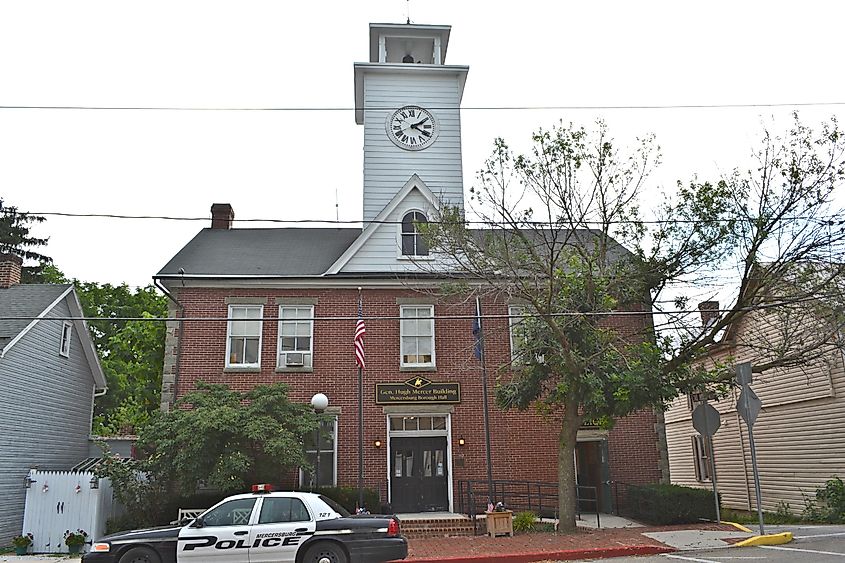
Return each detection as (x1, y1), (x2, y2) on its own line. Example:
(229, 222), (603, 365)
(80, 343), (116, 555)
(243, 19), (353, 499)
(666, 308), (845, 513)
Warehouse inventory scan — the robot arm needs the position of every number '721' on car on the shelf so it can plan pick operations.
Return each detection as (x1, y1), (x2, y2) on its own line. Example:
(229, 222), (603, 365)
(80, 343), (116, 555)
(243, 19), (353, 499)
(81, 487), (407, 563)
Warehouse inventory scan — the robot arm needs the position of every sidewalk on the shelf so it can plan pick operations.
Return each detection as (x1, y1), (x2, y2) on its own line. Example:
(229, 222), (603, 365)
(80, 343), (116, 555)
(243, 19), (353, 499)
(404, 523), (740, 562)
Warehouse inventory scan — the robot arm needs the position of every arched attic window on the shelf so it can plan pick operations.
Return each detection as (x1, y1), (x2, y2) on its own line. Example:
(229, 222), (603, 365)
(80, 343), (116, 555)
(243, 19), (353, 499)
(401, 211), (429, 256)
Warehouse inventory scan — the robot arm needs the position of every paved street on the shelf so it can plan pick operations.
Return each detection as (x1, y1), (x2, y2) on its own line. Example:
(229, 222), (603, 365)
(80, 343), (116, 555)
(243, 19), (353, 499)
(575, 525), (845, 562)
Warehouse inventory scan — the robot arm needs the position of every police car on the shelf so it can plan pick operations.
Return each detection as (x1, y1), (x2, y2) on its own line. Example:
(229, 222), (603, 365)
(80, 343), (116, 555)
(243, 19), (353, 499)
(82, 485), (407, 563)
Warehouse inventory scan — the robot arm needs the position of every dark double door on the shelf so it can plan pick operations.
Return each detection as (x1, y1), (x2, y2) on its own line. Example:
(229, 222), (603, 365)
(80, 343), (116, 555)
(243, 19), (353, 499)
(390, 437), (449, 512)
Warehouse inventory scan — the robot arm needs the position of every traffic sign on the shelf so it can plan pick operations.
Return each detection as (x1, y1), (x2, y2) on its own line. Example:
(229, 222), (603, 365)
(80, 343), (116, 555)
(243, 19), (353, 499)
(737, 386), (762, 427)
(692, 402), (721, 437)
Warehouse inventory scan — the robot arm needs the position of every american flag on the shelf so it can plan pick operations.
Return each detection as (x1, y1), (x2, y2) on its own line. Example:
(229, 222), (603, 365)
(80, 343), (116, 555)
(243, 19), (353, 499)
(354, 298), (366, 369)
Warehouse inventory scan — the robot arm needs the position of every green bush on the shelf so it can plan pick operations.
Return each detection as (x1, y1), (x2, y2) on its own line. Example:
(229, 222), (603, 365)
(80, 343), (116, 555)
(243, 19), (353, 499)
(804, 477), (845, 523)
(628, 483), (717, 525)
(512, 511), (538, 533)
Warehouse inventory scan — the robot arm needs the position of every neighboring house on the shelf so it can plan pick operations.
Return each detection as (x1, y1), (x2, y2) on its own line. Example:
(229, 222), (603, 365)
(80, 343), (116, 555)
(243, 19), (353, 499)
(665, 301), (845, 513)
(154, 21), (667, 515)
(0, 254), (107, 544)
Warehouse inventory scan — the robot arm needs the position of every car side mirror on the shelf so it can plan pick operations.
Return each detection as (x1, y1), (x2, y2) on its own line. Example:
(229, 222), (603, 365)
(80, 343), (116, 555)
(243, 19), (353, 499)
(189, 517), (204, 528)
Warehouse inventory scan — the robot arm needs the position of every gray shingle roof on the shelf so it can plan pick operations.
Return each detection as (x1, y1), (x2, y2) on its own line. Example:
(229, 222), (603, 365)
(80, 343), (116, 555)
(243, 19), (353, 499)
(0, 284), (71, 340)
(156, 228), (362, 277)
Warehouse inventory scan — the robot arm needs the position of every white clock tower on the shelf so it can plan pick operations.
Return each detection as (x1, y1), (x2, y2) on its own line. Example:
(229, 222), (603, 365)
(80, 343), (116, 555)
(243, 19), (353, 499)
(354, 23), (469, 223)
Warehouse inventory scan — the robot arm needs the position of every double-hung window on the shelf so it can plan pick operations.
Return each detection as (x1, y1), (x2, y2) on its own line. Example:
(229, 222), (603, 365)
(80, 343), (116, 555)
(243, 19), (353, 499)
(692, 435), (712, 482)
(278, 305), (313, 369)
(508, 305), (526, 363)
(300, 416), (337, 487)
(226, 305), (263, 368)
(59, 321), (73, 357)
(401, 305), (434, 367)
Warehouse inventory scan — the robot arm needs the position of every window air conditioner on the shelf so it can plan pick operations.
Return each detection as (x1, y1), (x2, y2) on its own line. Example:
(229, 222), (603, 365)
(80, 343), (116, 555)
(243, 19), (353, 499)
(285, 353), (305, 367)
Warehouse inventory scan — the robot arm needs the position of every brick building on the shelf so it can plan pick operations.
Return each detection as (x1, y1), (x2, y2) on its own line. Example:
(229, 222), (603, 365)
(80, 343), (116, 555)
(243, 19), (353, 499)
(154, 22), (666, 514)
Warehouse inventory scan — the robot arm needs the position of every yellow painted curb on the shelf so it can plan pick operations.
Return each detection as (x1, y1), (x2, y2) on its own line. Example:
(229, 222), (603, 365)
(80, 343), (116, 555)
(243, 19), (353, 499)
(734, 531), (793, 547)
(723, 521), (754, 533)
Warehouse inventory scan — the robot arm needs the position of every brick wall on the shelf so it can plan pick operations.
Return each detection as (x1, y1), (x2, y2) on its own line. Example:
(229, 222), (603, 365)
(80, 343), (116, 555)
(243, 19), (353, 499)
(165, 286), (663, 506)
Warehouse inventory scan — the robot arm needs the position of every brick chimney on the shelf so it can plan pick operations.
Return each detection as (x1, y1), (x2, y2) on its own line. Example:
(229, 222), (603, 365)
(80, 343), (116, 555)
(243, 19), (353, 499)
(698, 300), (720, 327)
(0, 253), (23, 288)
(210, 203), (234, 229)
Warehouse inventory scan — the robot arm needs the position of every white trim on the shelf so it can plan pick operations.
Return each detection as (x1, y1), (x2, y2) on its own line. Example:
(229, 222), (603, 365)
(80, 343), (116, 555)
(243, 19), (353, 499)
(277, 304), (314, 369)
(325, 175), (442, 275)
(67, 289), (108, 390)
(225, 304), (263, 369)
(299, 415), (338, 487)
(0, 286), (73, 359)
(59, 321), (73, 357)
(397, 209), (432, 260)
(386, 413), (453, 512)
(400, 304), (436, 369)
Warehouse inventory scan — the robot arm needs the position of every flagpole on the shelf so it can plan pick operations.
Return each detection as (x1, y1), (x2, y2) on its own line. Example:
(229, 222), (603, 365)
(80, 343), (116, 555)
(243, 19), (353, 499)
(357, 287), (365, 511)
(476, 296), (496, 506)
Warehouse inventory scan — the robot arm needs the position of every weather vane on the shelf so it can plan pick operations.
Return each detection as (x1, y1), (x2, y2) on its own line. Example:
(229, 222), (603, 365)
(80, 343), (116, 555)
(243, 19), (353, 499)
(406, 0), (412, 24)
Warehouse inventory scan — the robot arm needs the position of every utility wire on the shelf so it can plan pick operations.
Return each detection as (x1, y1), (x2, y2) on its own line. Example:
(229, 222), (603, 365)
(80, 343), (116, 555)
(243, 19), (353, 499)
(14, 210), (845, 227)
(0, 297), (821, 323)
(1, 102), (845, 112)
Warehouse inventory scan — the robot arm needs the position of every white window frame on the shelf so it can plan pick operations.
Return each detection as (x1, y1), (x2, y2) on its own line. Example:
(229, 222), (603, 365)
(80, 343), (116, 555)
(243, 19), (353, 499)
(508, 305), (526, 363)
(59, 321), (72, 357)
(692, 435), (712, 482)
(398, 210), (430, 259)
(299, 415), (338, 488)
(225, 304), (263, 368)
(277, 305), (314, 369)
(400, 305), (435, 368)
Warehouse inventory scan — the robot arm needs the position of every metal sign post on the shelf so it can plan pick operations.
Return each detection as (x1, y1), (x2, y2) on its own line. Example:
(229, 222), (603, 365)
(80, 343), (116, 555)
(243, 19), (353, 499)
(692, 401), (721, 523)
(736, 362), (765, 536)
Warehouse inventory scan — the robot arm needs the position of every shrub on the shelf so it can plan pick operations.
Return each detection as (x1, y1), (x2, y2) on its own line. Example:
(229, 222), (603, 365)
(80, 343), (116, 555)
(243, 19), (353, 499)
(512, 511), (538, 533)
(64, 529), (88, 547)
(804, 477), (845, 523)
(12, 534), (33, 548)
(628, 483), (717, 525)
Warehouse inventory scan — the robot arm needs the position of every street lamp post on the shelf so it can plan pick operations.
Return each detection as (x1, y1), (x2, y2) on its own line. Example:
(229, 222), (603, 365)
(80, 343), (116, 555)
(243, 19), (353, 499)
(310, 393), (329, 491)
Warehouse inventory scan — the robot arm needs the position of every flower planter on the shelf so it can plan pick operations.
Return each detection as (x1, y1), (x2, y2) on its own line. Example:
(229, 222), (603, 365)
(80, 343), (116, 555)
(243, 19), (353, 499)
(15, 546), (28, 555)
(68, 544), (82, 554)
(486, 510), (514, 537)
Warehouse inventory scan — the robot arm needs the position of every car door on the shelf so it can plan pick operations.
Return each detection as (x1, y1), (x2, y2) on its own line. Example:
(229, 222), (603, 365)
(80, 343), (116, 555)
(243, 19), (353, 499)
(178, 497), (257, 563)
(248, 495), (316, 563)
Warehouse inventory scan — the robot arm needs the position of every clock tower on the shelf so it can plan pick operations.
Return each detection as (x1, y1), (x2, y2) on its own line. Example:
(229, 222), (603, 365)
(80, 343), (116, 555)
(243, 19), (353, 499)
(354, 23), (469, 222)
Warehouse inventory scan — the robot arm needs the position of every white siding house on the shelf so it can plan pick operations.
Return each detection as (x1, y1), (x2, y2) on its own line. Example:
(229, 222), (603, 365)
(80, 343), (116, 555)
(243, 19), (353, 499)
(0, 254), (107, 544)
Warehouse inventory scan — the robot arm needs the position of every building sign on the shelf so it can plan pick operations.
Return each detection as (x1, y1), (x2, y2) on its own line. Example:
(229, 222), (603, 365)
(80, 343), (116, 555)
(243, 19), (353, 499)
(375, 376), (460, 404)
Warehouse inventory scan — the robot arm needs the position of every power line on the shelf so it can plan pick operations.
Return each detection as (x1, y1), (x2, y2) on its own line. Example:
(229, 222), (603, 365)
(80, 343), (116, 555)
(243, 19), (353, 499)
(0, 298), (820, 323)
(1, 101), (845, 112)
(14, 210), (845, 227)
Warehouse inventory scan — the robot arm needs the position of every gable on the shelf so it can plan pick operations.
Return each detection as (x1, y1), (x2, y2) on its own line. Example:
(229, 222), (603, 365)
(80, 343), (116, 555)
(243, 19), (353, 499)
(328, 174), (449, 275)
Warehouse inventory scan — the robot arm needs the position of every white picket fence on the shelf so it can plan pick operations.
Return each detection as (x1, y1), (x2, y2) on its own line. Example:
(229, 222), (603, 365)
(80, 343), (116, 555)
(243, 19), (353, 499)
(21, 468), (117, 554)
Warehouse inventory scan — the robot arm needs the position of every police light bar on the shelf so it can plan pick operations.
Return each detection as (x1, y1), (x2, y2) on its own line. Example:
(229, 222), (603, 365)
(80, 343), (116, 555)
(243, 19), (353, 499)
(251, 484), (273, 493)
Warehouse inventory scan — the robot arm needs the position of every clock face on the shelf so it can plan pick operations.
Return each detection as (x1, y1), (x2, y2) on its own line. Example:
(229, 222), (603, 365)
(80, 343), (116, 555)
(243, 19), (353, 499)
(386, 106), (438, 151)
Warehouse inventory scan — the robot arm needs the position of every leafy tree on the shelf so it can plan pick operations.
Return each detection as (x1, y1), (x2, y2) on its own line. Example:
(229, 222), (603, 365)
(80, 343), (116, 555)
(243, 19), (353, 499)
(137, 382), (317, 493)
(425, 116), (845, 530)
(0, 199), (52, 282)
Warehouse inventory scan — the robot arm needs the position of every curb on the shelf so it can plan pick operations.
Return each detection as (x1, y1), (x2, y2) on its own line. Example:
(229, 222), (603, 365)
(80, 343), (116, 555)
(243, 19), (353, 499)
(734, 531), (793, 547)
(723, 521), (754, 533)
(405, 544), (676, 563)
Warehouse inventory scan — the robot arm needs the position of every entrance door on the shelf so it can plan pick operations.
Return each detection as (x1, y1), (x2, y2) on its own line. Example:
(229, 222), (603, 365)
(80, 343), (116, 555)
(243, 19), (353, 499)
(391, 436), (449, 512)
(575, 441), (612, 513)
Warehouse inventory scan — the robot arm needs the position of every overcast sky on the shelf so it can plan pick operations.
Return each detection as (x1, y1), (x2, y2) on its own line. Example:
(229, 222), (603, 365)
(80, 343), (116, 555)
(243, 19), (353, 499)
(1, 0), (843, 289)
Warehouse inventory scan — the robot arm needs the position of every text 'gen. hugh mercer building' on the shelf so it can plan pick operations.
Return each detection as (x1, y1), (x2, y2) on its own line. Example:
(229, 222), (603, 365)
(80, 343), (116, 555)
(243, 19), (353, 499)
(155, 22), (667, 514)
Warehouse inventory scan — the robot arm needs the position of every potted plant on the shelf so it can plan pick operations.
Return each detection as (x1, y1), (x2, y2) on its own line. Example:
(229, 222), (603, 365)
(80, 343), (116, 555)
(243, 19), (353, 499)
(64, 529), (88, 554)
(12, 533), (33, 555)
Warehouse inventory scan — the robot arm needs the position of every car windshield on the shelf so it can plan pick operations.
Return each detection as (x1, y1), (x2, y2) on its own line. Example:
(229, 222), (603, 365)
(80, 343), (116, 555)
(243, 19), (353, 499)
(318, 495), (351, 517)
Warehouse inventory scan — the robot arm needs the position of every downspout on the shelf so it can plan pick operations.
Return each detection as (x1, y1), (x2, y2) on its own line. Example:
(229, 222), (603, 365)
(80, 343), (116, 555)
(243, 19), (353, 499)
(154, 277), (184, 411)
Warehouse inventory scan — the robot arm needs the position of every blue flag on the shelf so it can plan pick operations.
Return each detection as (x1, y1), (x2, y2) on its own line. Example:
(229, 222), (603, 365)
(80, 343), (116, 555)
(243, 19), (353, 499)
(472, 299), (483, 360)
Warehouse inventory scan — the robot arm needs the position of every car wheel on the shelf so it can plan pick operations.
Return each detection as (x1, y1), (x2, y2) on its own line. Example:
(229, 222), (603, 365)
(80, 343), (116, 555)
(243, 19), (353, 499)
(118, 546), (161, 563)
(302, 541), (348, 563)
